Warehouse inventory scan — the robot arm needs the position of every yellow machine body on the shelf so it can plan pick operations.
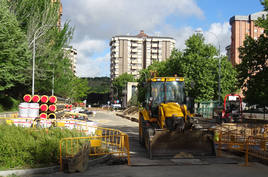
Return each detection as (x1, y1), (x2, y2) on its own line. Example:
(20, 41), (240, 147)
(139, 76), (215, 159)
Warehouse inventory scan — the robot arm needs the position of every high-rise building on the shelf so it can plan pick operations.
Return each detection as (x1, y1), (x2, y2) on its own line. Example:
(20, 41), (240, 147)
(110, 30), (175, 80)
(229, 11), (267, 66)
(64, 47), (77, 75)
(51, 0), (63, 27)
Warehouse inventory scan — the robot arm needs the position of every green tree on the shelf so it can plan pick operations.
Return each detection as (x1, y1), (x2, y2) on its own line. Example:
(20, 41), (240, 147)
(0, 0), (30, 92)
(70, 78), (90, 102)
(7, 0), (75, 97)
(112, 73), (135, 100)
(236, 0), (268, 107)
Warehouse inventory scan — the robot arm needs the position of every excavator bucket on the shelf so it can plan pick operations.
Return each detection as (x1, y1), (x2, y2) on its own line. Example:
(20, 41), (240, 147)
(145, 129), (215, 159)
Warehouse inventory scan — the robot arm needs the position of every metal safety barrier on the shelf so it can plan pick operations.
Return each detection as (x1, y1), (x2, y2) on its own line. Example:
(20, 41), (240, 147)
(214, 123), (268, 166)
(59, 126), (130, 170)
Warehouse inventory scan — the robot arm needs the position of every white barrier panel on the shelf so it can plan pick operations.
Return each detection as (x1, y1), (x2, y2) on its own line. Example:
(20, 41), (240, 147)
(13, 118), (33, 128)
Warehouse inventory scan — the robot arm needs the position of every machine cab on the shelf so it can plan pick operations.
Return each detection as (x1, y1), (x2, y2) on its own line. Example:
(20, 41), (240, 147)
(144, 77), (186, 118)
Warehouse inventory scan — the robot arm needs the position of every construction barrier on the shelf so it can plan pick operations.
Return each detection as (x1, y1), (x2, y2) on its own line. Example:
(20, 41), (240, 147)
(59, 126), (130, 171)
(214, 123), (268, 166)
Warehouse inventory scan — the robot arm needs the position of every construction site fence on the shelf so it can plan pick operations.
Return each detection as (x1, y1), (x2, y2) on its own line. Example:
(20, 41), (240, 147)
(214, 123), (268, 166)
(59, 126), (130, 170)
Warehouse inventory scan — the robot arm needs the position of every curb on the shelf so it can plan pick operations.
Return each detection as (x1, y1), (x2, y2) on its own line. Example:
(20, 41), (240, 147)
(0, 166), (59, 177)
(116, 113), (138, 123)
(0, 155), (111, 176)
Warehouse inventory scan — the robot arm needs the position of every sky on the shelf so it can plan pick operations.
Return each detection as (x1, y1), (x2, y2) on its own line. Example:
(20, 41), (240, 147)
(61, 0), (264, 78)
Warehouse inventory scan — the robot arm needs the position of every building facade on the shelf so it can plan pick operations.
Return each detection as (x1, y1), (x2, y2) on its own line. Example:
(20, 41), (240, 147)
(64, 47), (77, 75)
(110, 30), (175, 80)
(229, 11), (267, 66)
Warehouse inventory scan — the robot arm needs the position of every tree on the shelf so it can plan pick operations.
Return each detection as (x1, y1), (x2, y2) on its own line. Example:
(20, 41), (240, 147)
(237, 0), (268, 107)
(0, 0), (30, 93)
(137, 34), (238, 104)
(111, 73), (135, 100)
(7, 0), (75, 97)
(70, 78), (90, 102)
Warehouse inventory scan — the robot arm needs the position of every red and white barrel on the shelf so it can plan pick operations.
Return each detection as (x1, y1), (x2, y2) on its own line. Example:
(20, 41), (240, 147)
(19, 102), (29, 118)
(28, 103), (39, 119)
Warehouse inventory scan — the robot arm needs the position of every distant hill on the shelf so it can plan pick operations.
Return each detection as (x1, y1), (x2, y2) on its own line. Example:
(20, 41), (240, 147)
(83, 77), (110, 94)
(81, 77), (111, 106)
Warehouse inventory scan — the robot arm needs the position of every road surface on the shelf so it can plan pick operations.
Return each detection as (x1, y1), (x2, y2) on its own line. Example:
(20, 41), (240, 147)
(36, 110), (268, 177)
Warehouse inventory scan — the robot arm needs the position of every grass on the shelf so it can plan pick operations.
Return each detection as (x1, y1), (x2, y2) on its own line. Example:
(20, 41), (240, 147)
(0, 124), (85, 170)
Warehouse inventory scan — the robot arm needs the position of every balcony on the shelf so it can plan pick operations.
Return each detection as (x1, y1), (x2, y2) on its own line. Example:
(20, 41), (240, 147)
(131, 48), (138, 53)
(131, 54), (138, 58)
(131, 42), (138, 47)
(152, 54), (158, 59)
(151, 49), (158, 54)
(131, 59), (139, 64)
(152, 43), (158, 48)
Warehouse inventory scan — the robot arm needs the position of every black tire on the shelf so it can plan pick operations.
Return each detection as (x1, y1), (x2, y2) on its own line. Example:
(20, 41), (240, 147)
(139, 115), (145, 146)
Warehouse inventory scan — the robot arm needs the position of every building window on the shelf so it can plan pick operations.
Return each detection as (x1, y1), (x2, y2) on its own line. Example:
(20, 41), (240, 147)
(254, 29), (258, 33)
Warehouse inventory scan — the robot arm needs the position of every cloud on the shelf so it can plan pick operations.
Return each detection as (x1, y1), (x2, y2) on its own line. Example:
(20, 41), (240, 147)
(76, 53), (110, 77)
(63, 0), (204, 41)
(203, 22), (231, 54)
(159, 22), (231, 53)
(62, 0), (205, 77)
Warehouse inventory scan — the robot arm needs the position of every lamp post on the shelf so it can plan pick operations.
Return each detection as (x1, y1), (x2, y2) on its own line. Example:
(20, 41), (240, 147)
(30, 25), (54, 96)
(195, 30), (221, 104)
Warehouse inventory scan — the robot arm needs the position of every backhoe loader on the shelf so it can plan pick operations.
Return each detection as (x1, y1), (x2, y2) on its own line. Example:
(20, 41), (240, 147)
(139, 76), (215, 159)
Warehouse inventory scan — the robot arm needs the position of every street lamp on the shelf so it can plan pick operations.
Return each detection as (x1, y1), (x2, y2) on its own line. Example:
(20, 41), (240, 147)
(30, 25), (55, 96)
(195, 30), (221, 104)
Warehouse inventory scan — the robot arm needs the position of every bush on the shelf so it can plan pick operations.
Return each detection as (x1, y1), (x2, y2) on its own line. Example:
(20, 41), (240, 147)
(0, 96), (20, 112)
(0, 124), (84, 169)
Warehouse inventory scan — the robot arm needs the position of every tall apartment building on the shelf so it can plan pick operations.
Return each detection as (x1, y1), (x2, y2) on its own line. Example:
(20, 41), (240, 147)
(64, 47), (77, 75)
(110, 30), (175, 80)
(229, 11), (267, 66)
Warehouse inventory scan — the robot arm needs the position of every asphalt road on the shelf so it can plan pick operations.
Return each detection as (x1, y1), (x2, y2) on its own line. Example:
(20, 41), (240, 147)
(37, 110), (268, 177)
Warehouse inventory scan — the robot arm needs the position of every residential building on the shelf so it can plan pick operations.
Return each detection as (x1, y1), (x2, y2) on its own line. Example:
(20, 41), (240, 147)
(229, 11), (267, 66)
(110, 30), (175, 80)
(51, 0), (63, 27)
(64, 47), (77, 75)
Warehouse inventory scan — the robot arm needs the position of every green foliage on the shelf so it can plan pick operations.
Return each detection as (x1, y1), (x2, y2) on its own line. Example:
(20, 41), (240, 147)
(237, 34), (268, 107)
(0, 96), (20, 112)
(71, 78), (90, 102)
(236, 0), (268, 107)
(112, 73), (135, 99)
(137, 34), (238, 103)
(2, 0), (76, 99)
(0, 0), (30, 92)
(0, 124), (84, 169)
(86, 77), (110, 94)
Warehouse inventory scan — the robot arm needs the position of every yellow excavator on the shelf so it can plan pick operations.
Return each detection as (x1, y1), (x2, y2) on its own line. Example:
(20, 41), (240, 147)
(139, 75), (215, 159)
